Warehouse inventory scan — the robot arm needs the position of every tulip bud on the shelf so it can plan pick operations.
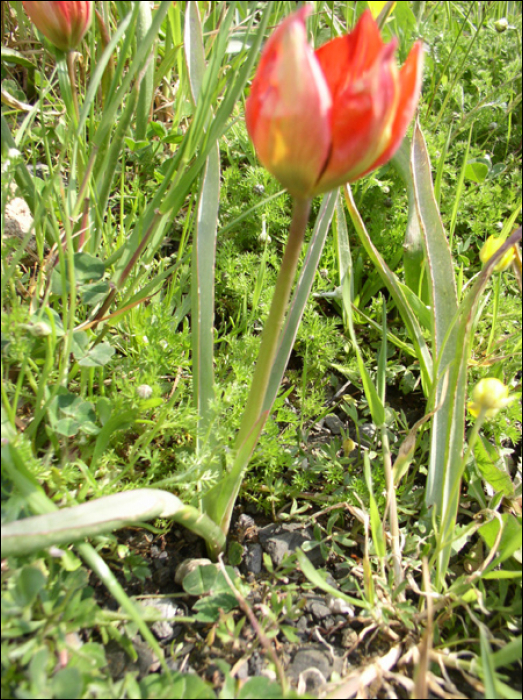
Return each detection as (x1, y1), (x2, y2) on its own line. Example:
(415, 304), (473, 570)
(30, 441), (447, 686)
(246, 8), (423, 199)
(479, 235), (516, 272)
(468, 378), (512, 419)
(23, 1), (93, 53)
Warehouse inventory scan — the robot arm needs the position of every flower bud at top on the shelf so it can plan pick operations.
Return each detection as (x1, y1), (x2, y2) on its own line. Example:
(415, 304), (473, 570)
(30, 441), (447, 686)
(494, 18), (509, 33)
(23, 1), (93, 53)
(468, 378), (512, 419)
(245, 8), (423, 199)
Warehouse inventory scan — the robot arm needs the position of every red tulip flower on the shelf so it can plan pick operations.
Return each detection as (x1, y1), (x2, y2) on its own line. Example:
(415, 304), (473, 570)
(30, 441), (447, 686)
(23, 1), (93, 53)
(246, 7), (423, 199)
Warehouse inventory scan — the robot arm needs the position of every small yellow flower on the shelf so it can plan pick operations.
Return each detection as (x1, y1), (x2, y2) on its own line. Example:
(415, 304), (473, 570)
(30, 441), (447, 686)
(468, 378), (512, 419)
(343, 438), (356, 454)
(494, 18), (509, 33)
(480, 235), (516, 272)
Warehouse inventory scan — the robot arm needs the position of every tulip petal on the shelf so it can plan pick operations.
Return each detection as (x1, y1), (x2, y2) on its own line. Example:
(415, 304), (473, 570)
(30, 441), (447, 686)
(314, 13), (400, 192)
(315, 10), (384, 98)
(245, 8), (422, 197)
(360, 40), (424, 175)
(245, 7), (332, 198)
(23, 1), (92, 52)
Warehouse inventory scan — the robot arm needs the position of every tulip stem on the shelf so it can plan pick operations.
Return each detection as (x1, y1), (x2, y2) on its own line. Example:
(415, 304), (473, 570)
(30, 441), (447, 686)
(235, 197), (311, 451)
(66, 50), (80, 122)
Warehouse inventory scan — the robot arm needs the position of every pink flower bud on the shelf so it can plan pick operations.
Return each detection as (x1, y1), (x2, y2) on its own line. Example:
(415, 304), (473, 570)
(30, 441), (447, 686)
(246, 8), (423, 199)
(23, 1), (93, 53)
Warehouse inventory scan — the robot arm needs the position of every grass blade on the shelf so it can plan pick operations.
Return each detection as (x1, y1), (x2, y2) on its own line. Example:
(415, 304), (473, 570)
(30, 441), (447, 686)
(184, 1), (206, 104)
(135, 0), (154, 140)
(411, 121), (461, 513)
(192, 143), (221, 449)
(393, 139), (426, 299)
(343, 184), (433, 396)
(337, 198), (385, 427)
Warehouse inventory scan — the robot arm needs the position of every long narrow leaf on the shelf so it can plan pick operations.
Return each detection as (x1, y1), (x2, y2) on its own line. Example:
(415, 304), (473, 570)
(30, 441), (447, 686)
(184, 1), (207, 105)
(91, 2), (171, 151)
(480, 627), (498, 700)
(94, 80), (138, 225)
(337, 198), (386, 427)
(364, 453), (386, 560)
(433, 228), (521, 586)
(135, 1), (154, 140)
(411, 122), (461, 513)
(193, 143), (221, 448)
(343, 184), (433, 395)
(159, 4), (272, 216)
(1, 487), (225, 558)
(2, 489), (181, 557)
(393, 139), (426, 298)
(411, 122), (458, 355)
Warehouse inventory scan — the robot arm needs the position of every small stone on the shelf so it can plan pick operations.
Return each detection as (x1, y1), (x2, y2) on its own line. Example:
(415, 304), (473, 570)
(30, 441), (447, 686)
(296, 616), (309, 633)
(235, 659), (249, 679)
(297, 668), (327, 695)
(138, 598), (180, 640)
(4, 196), (34, 241)
(325, 414), (344, 435)
(243, 543), (263, 575)
(305, 596), (332, 620)
(359, 423), (377, 444)
(341, 628), (359, 649)
(248, 650), (266, 676)
(288, 648), (332, 683)
(326, 594), (354, 616)
(258, 523), (324, 567)
(174, 558), (213, 585)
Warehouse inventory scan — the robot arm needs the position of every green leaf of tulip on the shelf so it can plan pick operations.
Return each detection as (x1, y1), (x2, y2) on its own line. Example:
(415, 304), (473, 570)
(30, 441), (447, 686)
(246, 7), (423, 199)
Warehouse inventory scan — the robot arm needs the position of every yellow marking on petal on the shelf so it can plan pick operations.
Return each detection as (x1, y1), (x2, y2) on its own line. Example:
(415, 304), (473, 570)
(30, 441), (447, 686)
(270, 128), (290, 166)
